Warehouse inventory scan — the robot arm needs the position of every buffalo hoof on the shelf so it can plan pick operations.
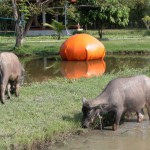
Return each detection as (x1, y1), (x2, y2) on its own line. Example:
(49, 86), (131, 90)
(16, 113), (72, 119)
(112, 124), (118, 131)
(138, 113), (144, 122)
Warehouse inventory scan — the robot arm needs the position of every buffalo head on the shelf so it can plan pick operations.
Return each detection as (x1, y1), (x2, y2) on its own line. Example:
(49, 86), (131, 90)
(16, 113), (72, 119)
(81, 97), (108, 128)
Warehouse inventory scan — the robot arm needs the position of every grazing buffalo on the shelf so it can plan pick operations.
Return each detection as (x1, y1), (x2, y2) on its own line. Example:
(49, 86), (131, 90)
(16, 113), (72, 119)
(0, 52), (24, 104)
(82, 75), (150, 130)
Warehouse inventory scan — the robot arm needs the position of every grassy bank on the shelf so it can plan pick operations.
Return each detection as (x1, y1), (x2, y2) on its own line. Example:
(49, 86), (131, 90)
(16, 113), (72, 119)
(0, 29), (150, 56)
(0, 66), (149, 149)
(104, 38), (150, 54)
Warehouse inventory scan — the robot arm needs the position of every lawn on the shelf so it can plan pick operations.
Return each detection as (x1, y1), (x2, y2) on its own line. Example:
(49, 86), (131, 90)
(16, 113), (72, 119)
(0, 29), (150, 56)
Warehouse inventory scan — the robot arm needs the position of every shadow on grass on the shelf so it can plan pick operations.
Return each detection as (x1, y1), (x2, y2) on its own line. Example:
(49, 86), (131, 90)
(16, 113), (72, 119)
(62, 112), (82, 125)
(0, 43), (9, 46)
(0, 43), (14, 51)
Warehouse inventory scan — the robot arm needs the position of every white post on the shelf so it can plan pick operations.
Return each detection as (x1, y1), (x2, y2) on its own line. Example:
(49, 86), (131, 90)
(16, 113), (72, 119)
(42, 11), (46, 28)
(64, 1), (68, 27)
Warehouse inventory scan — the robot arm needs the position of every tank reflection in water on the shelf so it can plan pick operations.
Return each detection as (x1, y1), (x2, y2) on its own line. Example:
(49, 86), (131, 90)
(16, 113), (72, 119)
(60, 60), (106, 79)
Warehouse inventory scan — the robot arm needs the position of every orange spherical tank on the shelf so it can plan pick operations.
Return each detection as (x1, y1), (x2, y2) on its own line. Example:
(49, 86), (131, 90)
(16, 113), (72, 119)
(60, 34), (105, 61)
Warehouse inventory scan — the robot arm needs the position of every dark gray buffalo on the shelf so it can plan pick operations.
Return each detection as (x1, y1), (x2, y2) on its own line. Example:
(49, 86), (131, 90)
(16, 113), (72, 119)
(0, 52), (24, 104)
(82, 75), (150, 130)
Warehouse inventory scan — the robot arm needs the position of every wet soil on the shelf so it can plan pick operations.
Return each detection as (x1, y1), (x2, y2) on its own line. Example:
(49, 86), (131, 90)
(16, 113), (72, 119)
(53, 117), (150, 150)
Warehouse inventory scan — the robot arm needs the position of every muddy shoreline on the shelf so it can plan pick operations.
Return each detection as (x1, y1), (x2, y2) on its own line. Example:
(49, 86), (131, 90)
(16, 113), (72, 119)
(53, 118), (150, 150)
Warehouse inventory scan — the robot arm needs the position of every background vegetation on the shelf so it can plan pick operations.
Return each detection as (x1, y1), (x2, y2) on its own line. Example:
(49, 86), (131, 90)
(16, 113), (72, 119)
(0, 0), (150, 47)
(0, 29), (149, 56)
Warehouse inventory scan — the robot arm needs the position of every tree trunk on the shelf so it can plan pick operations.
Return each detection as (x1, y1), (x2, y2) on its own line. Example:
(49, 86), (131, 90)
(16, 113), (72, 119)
(98, 22), (103, 39)
(12, 0), (24, 47)
(15, 20), (24, 47)
(58, 33), (61, 40)
(23, 15), (36, 37)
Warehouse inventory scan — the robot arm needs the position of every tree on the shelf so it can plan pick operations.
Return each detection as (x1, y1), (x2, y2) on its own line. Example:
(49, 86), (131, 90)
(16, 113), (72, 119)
(0, 0), (13, 32)
(0, 0), (12, 17)
(1, 0), (67, 47)
(11, 0), (44, 47)
(11, 0), (63, 48)
(12, 0), (25, 47)
(77, 0), (130, 39)
(44, 19), (65, 40)
(67, 4), (80, 25)
(142, 15), (150, 30)
(122, 0), (150, 28)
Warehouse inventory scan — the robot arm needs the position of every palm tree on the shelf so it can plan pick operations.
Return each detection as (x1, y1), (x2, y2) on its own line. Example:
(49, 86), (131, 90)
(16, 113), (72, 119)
(44, 19), (65, 40)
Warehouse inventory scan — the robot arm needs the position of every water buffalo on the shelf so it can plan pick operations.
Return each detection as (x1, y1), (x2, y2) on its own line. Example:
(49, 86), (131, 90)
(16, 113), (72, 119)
(0, 52), (24, 104)
(82, 75), (150, 130)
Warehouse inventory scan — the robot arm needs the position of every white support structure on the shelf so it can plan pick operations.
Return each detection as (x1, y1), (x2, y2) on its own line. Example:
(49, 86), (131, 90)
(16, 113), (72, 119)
(42, 11), (46, 28)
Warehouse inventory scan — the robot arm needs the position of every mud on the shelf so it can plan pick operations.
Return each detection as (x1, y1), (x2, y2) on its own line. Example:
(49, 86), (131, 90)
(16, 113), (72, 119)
(54, 117), (150, 150)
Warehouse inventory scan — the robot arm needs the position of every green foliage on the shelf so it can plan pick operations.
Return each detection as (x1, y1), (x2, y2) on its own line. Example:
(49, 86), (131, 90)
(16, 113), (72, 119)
(18, 0), (30, 20)
(144, 30), (150, 36)
(67, 4), (80, 24)
(28, 3), (41, 16)
(44, 19), (65, 40)
(142, 15), (150, 30)
(77, 0), (130, 38)
(0, 0), (12, 17)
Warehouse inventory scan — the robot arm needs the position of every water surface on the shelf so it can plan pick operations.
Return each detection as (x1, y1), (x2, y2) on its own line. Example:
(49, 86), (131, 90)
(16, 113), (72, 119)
(23, 55), (150, 83)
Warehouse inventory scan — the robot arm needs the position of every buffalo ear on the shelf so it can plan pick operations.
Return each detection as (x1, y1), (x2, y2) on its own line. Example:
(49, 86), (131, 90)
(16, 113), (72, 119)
(82, 97), (87, 105)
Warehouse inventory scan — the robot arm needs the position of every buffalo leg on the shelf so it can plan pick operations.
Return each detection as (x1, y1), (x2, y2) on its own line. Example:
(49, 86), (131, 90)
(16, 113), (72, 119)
(136, 112), (144, 122)
(145, 104), (150, 120)
(113, 110), (123, 131)
(0, 82), (7, 104)
(15, 82), (20, 97)
(0, 76), (9, 104)
(6, 83), (11, 99)
(0, 85), (5, 104)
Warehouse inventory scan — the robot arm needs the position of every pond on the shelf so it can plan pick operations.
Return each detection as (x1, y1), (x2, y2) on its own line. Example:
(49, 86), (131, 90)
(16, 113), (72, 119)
(23, 55), (150, 83)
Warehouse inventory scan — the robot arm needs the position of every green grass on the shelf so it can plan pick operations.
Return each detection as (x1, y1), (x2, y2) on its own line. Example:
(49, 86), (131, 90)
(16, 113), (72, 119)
(103, 38), (150, 52)
(0, 66), (149, 149)
(0, 29), (149, 56)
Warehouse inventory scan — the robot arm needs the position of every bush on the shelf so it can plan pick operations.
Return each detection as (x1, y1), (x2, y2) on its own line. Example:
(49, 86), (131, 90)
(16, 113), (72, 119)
(144, 30), (150, 36)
